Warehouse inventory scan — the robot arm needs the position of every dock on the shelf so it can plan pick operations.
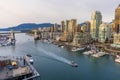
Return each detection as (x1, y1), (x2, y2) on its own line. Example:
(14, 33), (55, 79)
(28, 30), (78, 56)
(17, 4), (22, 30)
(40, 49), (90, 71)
(23, 57), (40, 80)
(0, 30), (16, 46)
(0, 56), (40, 80)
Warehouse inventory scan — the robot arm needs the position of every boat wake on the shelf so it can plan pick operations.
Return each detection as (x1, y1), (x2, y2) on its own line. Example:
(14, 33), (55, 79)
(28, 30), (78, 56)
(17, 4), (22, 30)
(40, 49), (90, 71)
(37, 48), (71, 65)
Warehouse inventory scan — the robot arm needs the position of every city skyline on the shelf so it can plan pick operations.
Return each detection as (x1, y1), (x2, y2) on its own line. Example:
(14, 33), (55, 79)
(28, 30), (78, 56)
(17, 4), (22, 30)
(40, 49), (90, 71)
(0, 0), (119, 28)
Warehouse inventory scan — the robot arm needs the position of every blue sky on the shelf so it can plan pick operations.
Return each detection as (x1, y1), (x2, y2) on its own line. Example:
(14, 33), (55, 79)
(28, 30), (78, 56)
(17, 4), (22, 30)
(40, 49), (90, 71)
(0, 0), (119, 28)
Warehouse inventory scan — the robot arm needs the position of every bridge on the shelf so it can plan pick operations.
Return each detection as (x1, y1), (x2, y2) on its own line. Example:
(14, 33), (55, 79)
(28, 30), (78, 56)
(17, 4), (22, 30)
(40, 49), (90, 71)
(0, 31), (21, 34)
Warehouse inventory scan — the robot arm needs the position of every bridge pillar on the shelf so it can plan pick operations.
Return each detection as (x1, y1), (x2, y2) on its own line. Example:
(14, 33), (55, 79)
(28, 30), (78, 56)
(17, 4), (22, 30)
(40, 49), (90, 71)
(10, 30), (15, 40)
(10, 30), (16, 45)
(34, 30), (39, 40)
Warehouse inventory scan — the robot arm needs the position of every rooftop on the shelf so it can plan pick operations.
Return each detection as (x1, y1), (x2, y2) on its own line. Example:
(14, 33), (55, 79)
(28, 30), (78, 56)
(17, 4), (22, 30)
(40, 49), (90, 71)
(0, 56), (39, 80)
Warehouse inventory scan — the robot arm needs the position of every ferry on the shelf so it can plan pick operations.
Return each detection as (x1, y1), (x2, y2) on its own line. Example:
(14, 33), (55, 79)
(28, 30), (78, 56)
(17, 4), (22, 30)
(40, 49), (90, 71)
(26, 54), (34, 64)
(70, 61), (78, 67)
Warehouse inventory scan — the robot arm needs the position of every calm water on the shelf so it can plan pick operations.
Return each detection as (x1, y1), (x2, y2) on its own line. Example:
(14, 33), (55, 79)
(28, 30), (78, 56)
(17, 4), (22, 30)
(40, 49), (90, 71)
(0, 33), (120, 80)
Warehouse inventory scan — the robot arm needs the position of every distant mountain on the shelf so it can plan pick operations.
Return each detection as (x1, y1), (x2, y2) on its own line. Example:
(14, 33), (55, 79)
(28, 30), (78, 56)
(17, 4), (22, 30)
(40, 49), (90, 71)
(0, 23), (55, 31)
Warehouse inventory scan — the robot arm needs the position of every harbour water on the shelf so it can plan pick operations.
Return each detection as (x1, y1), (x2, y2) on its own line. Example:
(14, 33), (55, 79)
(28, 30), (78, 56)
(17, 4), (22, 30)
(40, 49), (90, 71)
(0, 33), (120, 80)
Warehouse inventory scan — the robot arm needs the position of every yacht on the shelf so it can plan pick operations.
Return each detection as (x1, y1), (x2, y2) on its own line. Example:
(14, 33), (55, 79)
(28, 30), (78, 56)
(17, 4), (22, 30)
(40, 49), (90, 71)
(83, 51), (93, 55)
(71, 47), (84, 52)
(115, 55), (120, 63)
(77, 47), (85, 51)
(71, 47), (77, 52)
(70, 61), (78, 67)
(60, 46), (64, 48)
(26, 54), (34, 64)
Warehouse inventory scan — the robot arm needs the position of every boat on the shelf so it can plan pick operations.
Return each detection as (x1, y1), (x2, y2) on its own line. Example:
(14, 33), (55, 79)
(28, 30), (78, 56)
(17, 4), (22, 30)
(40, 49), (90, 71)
(115, 55), (120, 63)
(77, 47), (85, 51)
(70, 61), (78, 67)
(71, 47), (78, 52)
(26, 54), (34, 64)
(71, 47), (85, 52)
(61, 46), (64, 48)
(83, 51), (94, 55)
(115, 58), (120, 63)
(92, 52), (107, 58)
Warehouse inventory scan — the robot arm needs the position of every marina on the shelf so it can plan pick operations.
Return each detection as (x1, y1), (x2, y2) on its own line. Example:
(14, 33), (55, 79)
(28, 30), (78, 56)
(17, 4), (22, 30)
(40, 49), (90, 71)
(0, 30), (16, 47)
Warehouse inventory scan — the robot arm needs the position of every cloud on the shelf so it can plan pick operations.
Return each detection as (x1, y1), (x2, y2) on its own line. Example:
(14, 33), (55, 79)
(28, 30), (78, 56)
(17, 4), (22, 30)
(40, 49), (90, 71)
(0, 0), (119, 28)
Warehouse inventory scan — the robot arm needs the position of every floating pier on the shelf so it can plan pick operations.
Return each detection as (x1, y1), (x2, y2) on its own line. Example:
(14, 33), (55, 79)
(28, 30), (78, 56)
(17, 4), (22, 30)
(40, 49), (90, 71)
(0, 56), (40, 80)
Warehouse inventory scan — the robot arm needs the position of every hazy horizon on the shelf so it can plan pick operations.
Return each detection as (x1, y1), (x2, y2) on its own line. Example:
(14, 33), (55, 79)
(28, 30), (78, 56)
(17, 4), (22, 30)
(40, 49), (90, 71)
(0, 0), (119, 28)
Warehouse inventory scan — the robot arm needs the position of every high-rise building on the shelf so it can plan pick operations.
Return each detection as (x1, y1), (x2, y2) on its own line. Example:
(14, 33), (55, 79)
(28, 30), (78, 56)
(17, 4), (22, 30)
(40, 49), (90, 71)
(74, 24), (81, 32)
(90, 11), (102, 40)
(113, 4), (120, 46)
(73, 32), (91, 45)
(64, 19), (77, 42)
(54, 23), (58, 32)
(115, 4), (120, 33)
(68, 19), (77, 34)
(66, 20), (69, 32)
(60, 21), (65, 32)
(81, 21), (90, 33)
(99, 23), (108, 42)
(110, 21), (115, 33)
(113, 33), (120, 45)
(50, 26), (54, 32)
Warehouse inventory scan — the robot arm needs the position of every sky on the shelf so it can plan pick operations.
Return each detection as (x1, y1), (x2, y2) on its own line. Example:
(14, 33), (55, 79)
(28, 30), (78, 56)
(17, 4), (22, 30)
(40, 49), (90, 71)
(0, 0), (119, 28)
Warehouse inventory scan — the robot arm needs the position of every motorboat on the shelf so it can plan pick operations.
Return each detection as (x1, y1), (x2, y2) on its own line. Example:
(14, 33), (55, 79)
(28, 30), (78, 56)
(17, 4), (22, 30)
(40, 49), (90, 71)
(61, 46), (64, 48)
(26, 54), (34, 64)
(71, 47), (85, 52)
(71, 47), (78, 52)
(83, 51), (94, 55)
(115, 55), (120, 63)
(70, 61), (78, 67)
(77, 47), (85, 51)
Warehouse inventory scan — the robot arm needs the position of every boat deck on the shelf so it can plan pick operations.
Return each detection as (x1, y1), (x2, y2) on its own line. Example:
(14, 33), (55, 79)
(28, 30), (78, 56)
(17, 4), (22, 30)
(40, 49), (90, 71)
(92, 52), (108, 58)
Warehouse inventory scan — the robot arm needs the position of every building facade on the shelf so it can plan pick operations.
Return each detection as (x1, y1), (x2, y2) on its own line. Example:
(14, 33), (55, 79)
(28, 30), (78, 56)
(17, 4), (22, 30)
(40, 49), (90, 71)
(54, 23), (58, 32)
(67, 19), (77, 34)
(113, 33), (120, 45)
(115, 4), (120, 33)
(73, 32), (92, 45)
(74, 24), (81, 32)
(81, 21), (90, 33)
(60, 21), (65, 32)
(90, 11), (102, 40)
(113, 4), (120, 47)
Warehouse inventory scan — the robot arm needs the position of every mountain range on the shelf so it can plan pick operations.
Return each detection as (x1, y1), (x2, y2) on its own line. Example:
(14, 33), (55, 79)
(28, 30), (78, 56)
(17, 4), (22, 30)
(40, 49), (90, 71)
(0, 23), (55, 31)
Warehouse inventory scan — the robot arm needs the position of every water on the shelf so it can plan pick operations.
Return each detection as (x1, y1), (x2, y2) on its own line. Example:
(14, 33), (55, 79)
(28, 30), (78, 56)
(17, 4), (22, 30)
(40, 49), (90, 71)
(0, 33), (120, 80)
(37, 47), (71, 65)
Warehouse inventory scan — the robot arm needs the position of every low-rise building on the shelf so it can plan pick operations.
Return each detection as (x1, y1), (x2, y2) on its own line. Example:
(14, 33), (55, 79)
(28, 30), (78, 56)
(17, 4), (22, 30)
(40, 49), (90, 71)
(73, 32), (92, 45)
